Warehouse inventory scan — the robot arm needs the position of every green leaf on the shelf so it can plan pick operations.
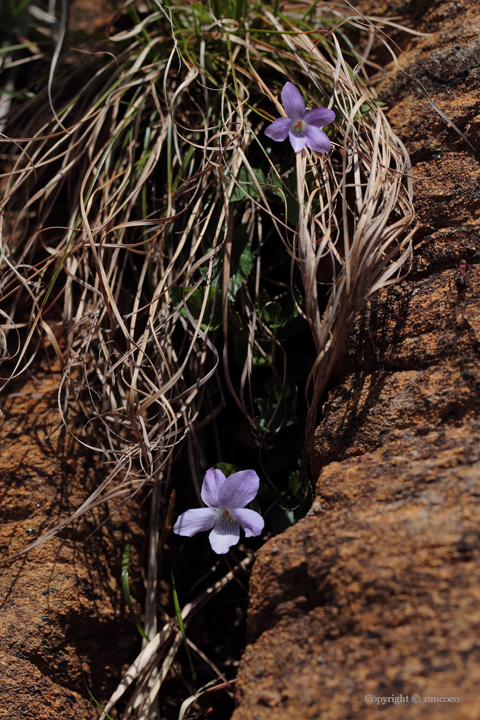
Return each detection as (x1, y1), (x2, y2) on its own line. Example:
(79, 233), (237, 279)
(170, 286), (223, 331)
(255, 377), (297, 432)
(266, 166), (299, 225)
(268, 474), (314, 533)
(287, 169), (300, 226)
(256, 289), (282, 327)
(280, 284), (301, 328)
(229, 225), (254, 300)
(354, 99), (387, 122)
(200, 226), (253, 300)
(288, 470), (303, 499)
(267, 167), (287, 202)
(230, 166), (266, 202)
(8, 0), (32, 17)
(215, 462), (241, 477)
(256, 288), (271, 316)
(228, 307), (248, 340)
(269, 504), (297, 533)
(256, 288), (299, 329)
(264, 301), (283, 327)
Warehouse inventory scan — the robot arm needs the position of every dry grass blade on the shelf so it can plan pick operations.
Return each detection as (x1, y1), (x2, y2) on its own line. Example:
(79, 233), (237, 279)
(178, 677), (235, 720)
(101, 556), (252, 718)
(256, 9), (416, 468)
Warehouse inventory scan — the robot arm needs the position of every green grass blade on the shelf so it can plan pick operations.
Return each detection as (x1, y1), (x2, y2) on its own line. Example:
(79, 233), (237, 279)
(171, 570), (197, 682)
(83, 679), (114, 720)
(122, 545), (150, 643)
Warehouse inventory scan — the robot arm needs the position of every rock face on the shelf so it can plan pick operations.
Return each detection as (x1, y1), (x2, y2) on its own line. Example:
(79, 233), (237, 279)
(0, 367), (143, 719)
(233, 2), (480, 719)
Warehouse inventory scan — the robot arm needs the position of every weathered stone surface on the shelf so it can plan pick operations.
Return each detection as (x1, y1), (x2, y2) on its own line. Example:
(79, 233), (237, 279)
(238, 422), (480, 716)
(233, 1), (480, 718)
(0, 368), (143, 719)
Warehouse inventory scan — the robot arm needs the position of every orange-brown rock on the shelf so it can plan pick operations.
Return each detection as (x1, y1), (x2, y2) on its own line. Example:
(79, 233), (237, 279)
(233, 1), (480, 718)
(0, 368), (143, 719)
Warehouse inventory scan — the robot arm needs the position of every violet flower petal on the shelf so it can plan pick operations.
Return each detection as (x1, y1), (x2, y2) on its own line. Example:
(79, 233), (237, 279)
(173, 508), (217, 536)
(288, 131), (308, 153)
(201, 467), (225, 508)
(264, 116), (293, 142)
(281, 82), (305, 121)
(231, 508), (264, 537)
(218, 469), (260, 509)
(304, 107), (336, 128)
(209, 522), (240, 554)
(304, 125), (332, 153)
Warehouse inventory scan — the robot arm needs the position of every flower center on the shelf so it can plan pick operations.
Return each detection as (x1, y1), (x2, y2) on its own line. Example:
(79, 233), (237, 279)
(290, 119), (306, 137)
(215, 509), (239, 532)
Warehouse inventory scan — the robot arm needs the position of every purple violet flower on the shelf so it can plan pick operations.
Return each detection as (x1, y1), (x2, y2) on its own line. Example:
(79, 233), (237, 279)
(264, 81), (335, 153)
(173, 467), (264, 554)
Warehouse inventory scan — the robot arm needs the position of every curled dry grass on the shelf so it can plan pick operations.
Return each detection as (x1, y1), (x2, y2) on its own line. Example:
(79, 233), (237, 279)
(0, 1), (415, 715)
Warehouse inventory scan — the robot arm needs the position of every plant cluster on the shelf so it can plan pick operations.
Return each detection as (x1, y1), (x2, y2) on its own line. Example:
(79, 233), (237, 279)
(0, 0), (415, 716)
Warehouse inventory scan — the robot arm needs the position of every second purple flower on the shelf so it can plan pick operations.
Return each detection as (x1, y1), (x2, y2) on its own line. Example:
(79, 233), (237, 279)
(264, 81), (335, 154)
